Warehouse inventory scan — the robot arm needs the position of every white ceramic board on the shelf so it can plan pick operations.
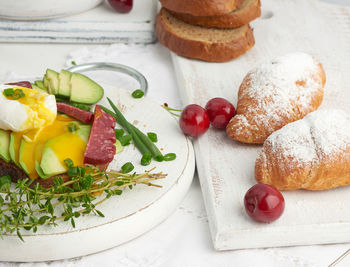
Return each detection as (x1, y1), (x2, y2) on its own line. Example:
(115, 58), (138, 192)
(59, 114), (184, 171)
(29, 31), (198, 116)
(172, 0), (350, 250)
(0, 83), (195, 262)
(0, 0), (157, 43)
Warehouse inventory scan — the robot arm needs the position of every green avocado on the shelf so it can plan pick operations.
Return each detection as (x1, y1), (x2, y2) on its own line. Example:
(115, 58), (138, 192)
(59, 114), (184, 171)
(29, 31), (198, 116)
(31, 84), (48, 94)
(70, 73), (104, 104)
(43, 74), (49, 89)
(34, 80), (45, 90)
(18, 138), (30, 174)
(58, 69), (72, 98)
(0, 129), (11, 162)
(9, 132), (22, 167)
(46, 69), (59, 95)
(35, 161), (50, 179)
(40, 125), (91, 178)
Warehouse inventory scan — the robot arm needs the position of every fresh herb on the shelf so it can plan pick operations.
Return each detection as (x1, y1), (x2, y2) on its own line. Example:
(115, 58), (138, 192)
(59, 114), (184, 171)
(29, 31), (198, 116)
(64, 158), (74, 168)
(3, 88), (14, 97)
(115, 129), (125, 139)
(100, 99), (164, 162)
(71, 61), (77, 65)
(3, 88), (25, 100)
(121, 162), (134, 173)
(164, 153), (176, 161)
(131, 89), (144, 99)
(0, 175), (11, 191)
(141, 152), (152, 166)
(147, 132), (158, 143)
(12, 89), (25, 100)
(119, 134), (132, 146)
(68, 123), (78, 132)
(101, 100), (150, 155)
(0, 163), (166, 241)
(131, 125), (163, 162)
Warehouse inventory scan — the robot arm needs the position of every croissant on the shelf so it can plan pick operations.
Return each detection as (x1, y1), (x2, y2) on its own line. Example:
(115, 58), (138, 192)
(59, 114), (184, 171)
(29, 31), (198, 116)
(255, 109), (350, 190)
(226, 52), (326, 144)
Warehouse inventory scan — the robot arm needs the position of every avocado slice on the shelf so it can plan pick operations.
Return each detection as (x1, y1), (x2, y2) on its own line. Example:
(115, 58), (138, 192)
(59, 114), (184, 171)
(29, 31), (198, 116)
(9, 132), (23, 167)
(34, 80), (45, 90)
(58, 70), (72, 98)
(43, 74), (49, 90)
(31, 84), (48, 94)
(46, 69), (59, 95)
(70, 73), (104, 104)
(0, 130), (11, 162)
(18, 138), (39, 179)
(115, 139), (123, 154)
(40, 125), (91, 178)
(35, 161), (51, 179)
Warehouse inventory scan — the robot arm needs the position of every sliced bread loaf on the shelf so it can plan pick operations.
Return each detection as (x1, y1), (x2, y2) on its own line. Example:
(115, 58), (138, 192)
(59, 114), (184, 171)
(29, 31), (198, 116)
(155, 8), (255, 62)
(169, 0), (261, 29)
(159, 0), (244, 17)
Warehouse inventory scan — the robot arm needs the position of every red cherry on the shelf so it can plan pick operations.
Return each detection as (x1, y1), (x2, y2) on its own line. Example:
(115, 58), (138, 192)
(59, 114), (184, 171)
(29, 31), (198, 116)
(179, 104), (210, 137)
(244, 184), (285, 223)
(108, 0), (133, 13)
(205, 97), (236, 129)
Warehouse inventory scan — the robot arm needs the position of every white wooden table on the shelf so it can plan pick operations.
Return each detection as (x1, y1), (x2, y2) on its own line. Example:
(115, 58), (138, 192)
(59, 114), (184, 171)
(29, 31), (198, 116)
(1, 0), (350, 265)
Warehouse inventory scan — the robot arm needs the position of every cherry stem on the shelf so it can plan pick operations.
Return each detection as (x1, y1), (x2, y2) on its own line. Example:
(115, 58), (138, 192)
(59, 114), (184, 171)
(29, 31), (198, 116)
(161, 104), (182, 117)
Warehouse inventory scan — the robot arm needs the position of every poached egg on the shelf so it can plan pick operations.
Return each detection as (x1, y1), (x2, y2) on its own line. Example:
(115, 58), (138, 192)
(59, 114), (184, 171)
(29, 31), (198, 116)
(0, 85), (57, 135)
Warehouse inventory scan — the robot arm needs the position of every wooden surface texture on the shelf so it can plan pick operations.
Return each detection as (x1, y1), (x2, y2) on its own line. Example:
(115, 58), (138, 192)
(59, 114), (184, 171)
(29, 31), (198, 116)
(0, 0), (157, 44)
(172, 0), (350, 250)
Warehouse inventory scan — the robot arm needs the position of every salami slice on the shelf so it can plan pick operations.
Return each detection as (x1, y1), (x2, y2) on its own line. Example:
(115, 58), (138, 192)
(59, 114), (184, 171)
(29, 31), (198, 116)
(6, 81), (32, 89)
(57, 103), (94, 123)
(84, 105), (116, 165)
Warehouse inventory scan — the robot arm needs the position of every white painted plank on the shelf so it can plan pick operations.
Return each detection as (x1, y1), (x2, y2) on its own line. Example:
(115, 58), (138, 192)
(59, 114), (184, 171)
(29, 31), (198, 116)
(172, 0), (350, 250)
(0, 0), (157, 43)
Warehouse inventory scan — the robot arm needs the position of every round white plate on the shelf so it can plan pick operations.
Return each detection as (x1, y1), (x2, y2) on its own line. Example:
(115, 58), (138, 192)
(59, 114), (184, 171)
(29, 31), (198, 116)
(0, 83), (195, 262)
(0, 0), (103, 21)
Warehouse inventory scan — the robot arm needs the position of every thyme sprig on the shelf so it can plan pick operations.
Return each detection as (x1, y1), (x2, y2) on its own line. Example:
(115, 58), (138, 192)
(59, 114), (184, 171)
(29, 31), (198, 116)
(0, 163), (166, 241)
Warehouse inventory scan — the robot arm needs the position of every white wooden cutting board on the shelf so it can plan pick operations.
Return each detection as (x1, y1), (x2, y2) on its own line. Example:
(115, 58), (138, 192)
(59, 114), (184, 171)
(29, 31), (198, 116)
(172, 0), (350, 250)
(0, 0), (157, 43)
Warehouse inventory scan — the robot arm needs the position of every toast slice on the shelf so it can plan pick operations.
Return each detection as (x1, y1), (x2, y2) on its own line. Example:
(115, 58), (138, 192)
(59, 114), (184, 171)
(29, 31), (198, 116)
(169, 0), (261, 29)
(155, 8), (255, 62)
(159, 0), (244, 17)
(0, 158), (109, 188)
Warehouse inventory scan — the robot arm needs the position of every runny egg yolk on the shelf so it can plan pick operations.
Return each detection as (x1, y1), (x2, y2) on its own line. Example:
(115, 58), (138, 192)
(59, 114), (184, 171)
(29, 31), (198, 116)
(46, 131), (87, 169)
(19, 115), (77, 180)
(4, 87), (56, 139)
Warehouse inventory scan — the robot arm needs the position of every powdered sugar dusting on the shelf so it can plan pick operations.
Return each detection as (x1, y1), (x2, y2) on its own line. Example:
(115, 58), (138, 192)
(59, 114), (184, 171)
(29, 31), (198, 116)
(308, 109), (350, 156)
(238, 52), (323, 136)
(265, 109), (350, 166)
(266, 118), (317, 166)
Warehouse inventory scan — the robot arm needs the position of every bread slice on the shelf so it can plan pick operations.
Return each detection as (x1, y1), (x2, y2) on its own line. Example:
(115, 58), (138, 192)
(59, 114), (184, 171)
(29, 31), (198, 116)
(169, 0), (261, 29)
(159, 0), (244, 17)
(0, 158), (108, 189)
(155, 8), (255, 62)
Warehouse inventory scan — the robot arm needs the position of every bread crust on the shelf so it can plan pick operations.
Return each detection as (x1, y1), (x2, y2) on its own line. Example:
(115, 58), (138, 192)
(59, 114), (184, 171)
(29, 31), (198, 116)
(169, 0), (261, 29)
(0, 158), (27, 183)
(159, 0), (244, 16)
(155, 9), (255, 62)
(226, 54), (326, 143)
(0, 158), (108, 188)
(255, 109), (350, 191)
